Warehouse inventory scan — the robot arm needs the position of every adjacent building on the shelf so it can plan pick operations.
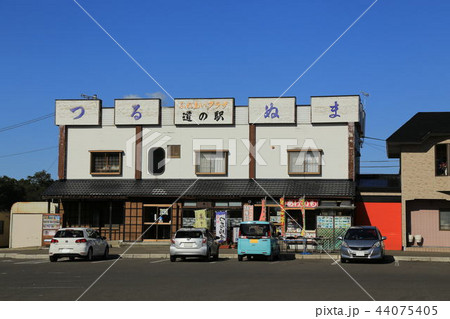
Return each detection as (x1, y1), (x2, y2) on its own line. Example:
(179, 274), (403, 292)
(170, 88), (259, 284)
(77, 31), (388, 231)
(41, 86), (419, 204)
(387, 112), (450, 249)
(43, 95), (365, 246)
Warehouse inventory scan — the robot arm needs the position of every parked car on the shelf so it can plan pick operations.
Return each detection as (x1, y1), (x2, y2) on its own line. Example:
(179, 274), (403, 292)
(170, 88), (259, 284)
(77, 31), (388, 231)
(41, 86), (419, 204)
(338, 226), (386, 263)
(49, 228), (109, 262)
(237, 221), (280, 261)
(170, 228), (219, 262)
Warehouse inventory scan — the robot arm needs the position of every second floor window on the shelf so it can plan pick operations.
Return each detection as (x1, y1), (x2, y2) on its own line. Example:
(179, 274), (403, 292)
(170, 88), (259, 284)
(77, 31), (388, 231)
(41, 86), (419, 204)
(195, 150), (228, 175)
(149, 147), (165, 175)
(436, 144), (449, 176)
(90, 151), (122, 175)
(288, 150), (322, 175)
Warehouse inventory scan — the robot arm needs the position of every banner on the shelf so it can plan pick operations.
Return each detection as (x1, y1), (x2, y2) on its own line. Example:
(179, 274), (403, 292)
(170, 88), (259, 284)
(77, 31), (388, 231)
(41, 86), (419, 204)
(259, 198), (267, 221)
(194, 209), (208, 228)
(215, 211), (227, 243)
(243, 204), (254, 221)
(280, 197), (285, 236)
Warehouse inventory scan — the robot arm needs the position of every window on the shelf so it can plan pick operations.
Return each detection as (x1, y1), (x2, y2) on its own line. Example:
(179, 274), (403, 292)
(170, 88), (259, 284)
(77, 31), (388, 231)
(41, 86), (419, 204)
(288, 150), (321, 175)
(149, 147), (165, 175)
(90, 151), (122, 175)
(195, 150), (228, 175)
(435, 144), (449, 176)
(168, 145), (181, 158)
(440, 210), (450, 231)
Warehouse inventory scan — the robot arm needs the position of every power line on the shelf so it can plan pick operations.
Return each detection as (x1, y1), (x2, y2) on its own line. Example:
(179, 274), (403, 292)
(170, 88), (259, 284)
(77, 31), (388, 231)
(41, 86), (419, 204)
(362, 136), (386, 141)
(0, 113), (55, 133)
(361, 160), (397, 162)
(361, 166), (399, 168)
(0, 146), (58, 159)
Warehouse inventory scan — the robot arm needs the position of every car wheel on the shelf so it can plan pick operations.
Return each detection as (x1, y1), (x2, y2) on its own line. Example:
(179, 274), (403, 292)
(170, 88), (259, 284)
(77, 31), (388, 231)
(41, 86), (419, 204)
(86, 248), (94, 261)
(49, 256), (58, 262)
(238, 255), (243, 261)
(341, 257), (348, 263)
(69, 257), (75, 261)
(268, 254), (274, 262)
(170, 256), (176, 262)
(103, 246), (109, 260)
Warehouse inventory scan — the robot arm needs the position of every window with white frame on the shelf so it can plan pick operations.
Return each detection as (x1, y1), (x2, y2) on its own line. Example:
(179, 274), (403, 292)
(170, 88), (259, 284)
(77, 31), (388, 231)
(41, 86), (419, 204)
(195, 150), (228, 175)
(288, 150), (322, 175)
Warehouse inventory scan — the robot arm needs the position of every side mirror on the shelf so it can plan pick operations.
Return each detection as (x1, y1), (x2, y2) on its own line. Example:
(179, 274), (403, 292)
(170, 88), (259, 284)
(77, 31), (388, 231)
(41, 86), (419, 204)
(337, 236), (343, 240)
(381, 236), (387, 241)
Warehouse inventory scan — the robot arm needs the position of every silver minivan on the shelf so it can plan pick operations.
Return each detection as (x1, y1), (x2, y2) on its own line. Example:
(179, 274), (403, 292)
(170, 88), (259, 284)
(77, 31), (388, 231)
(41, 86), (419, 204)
(170, 228), (219, 262)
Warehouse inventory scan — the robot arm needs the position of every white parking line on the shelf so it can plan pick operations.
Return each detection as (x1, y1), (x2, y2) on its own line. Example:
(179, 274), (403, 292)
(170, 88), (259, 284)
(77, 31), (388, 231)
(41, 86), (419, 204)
(92, 259), (115, 264)
(14, 260), (48, 265)
(150, 259), (168, 264)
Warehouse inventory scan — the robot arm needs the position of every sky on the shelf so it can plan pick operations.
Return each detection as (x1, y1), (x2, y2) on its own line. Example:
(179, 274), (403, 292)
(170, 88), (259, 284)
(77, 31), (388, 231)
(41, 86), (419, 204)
(0, 0), (449, 179)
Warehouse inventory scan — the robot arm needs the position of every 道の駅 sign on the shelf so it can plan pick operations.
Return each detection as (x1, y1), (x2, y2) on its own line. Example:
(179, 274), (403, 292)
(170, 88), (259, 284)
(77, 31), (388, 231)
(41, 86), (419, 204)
(174, 98), (234, 125)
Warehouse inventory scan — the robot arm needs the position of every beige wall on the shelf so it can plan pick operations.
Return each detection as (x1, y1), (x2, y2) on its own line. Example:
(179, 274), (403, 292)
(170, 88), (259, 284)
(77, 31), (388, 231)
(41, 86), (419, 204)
(399, 137), (450, 247)
(10, 214), (42, 248)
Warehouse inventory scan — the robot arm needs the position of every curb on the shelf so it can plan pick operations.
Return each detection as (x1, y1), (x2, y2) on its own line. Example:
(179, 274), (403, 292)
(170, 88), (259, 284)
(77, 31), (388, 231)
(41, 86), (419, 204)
(1, 253), (450, 262)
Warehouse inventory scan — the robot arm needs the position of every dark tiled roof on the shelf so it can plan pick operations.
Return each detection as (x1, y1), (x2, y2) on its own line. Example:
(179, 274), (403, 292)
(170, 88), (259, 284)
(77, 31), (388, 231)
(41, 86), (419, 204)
(387, 112), (450, 157)
(42, 179), (355, 199)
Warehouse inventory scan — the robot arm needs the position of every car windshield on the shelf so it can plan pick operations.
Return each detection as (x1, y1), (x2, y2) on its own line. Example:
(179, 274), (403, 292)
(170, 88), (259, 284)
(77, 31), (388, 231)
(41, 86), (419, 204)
(54, 230), (84, 238)
(344, 229), (379, 240)
(175, 231), (203, 238)
(240, 224), (270, 237)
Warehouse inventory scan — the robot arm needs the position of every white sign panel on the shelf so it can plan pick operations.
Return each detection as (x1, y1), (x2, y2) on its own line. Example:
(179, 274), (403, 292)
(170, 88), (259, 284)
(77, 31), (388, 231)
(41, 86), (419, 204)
(311, 96), (361, 123)
(114, 99), (160, 125)
(55, 100), (101, 126)
(248, 97), (296, 124)
(174, 98), (234, 125)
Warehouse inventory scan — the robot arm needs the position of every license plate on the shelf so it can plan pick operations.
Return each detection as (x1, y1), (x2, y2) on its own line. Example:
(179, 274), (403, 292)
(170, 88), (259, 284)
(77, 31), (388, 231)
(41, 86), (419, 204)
(183, 243), (194, 248)
(250, 239), (259, 244)
(355, 251), (365, 257)
(60, 248), (72, 253)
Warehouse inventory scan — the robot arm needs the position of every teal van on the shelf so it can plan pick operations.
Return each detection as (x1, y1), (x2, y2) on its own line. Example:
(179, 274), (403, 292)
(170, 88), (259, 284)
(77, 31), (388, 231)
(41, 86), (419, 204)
(237, 221), (280, 261)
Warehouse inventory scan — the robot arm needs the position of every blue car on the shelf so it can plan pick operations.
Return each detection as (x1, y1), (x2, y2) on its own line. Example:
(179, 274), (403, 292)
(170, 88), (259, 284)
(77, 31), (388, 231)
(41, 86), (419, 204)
(237, 221), (280, 261)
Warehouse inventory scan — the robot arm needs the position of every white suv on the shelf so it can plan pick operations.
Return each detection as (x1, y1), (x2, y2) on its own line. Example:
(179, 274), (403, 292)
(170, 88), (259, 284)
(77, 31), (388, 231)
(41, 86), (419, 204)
(49, 228), (109, 262)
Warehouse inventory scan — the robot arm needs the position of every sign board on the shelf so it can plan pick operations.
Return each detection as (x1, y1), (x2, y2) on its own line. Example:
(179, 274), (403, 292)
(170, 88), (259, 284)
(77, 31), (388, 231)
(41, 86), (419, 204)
(174, 98), (234, 125)
(335, 216), (352, 229)
(114, 99), (160, 125)
(215, 211), (227, 243)
(317, 216), (333, 229)
(311, 96), (361, 123)
(42, 214), (62, 246)
(194, 209), (210, 229)
(248, 97), (296, 124)
(285, 199), (319, 209)
(243, 204), (254, 221)
(55, 99), (101, 126)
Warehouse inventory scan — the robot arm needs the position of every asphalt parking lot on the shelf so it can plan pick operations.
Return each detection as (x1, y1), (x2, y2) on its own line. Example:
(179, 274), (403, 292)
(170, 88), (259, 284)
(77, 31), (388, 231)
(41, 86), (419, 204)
(0, 256), (449, 301)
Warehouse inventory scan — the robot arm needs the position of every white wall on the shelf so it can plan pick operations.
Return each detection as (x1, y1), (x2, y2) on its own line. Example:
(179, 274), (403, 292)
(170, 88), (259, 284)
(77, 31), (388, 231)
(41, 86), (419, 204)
(64, 106), (350, 180)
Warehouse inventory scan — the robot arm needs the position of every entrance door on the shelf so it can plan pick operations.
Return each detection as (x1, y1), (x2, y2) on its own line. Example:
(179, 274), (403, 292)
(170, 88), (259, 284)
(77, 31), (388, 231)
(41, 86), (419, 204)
(142, 205), (172, 240)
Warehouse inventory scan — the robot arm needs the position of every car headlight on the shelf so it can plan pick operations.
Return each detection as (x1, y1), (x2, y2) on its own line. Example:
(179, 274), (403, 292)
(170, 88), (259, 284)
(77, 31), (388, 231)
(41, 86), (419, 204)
(372, 241), (381, 248)
(341, 241), (349, 248)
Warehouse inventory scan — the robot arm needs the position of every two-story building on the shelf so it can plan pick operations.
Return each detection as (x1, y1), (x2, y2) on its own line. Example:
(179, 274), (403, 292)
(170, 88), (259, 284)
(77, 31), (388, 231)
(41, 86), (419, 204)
(387, 112), (450, 249)
(43, 95), (364, 245)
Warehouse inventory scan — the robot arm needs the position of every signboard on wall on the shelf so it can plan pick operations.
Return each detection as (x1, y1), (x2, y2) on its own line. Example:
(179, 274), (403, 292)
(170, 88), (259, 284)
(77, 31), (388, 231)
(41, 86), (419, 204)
(248, 97), (296, 124)
(243, 204), (254, 221)
(317, 216), (333, 229)
(55, 99), (101, 126)
(215, 211), (227, 243)
(311, 95), (361, 123)
(174, 98), (234, 125)
(114, 99), (160, 125)
(285, 199), (319, 208)
(334, 216), (352, 229)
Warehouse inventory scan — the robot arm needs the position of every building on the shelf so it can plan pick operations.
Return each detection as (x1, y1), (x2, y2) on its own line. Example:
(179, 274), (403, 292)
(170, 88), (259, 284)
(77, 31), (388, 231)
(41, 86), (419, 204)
(387, 112), (450, 249)
(355, 174), (402, 250)
(43, 95), (365, 246)
(0, 210), (10, 248)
